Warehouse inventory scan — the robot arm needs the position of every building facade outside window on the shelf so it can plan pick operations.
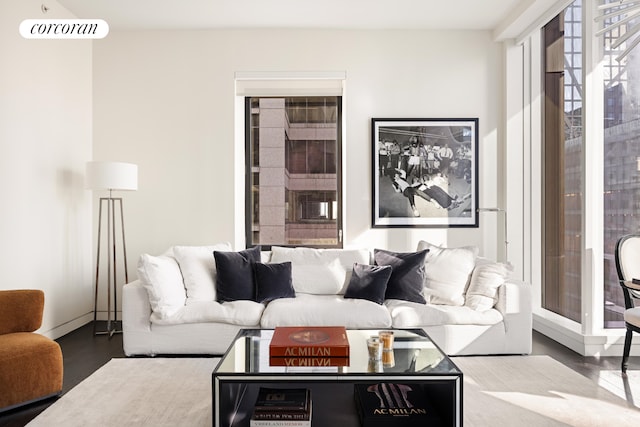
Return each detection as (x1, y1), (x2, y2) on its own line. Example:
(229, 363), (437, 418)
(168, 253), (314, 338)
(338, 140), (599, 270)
(245, 96), (342, 248)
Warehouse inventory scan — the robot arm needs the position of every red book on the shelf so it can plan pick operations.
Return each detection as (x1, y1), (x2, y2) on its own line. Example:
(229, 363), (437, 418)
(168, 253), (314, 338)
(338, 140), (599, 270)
(269, 356), (350, 367)
(269, 326), (350, 358)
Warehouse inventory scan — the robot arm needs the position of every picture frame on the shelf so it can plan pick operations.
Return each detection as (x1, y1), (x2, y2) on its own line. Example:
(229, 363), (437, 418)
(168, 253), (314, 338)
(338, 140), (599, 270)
(372, 118), (479, 228)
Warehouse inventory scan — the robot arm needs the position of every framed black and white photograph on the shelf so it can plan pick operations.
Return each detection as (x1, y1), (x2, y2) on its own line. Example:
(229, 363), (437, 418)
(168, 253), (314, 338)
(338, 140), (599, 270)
(372, 118), (478, 228)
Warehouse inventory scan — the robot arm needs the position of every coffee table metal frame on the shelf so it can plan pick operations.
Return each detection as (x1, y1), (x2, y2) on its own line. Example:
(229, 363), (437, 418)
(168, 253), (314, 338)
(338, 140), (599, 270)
(212, 328), (463, 427)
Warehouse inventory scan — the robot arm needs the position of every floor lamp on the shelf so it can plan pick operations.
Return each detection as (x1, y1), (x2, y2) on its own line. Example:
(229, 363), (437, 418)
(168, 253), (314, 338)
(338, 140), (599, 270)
(477, 207), (508, 264)
(86, 161), (138, 337)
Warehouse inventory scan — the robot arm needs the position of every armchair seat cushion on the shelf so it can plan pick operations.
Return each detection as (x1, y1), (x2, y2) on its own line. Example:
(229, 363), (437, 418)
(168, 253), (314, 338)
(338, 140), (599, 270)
(624, 307), (640, 327)
(0, 289), (64, 412)
(0, 332), (63, 412)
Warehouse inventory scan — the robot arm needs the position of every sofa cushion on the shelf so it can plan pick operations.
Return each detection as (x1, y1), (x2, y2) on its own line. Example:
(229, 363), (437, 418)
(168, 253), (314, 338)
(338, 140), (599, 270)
(385, 299), (503, 327)
(344, 263), (392, 305)
(137, 254), (186, 319)
(260, 294), (392, 329)
(150, 299), (264, 326)
(173, 243), (232, 302)
(374, 248), (428, 304)
(417, 241), (478, 306)
(465, 259), (513, 311)
(254, 262), (295, 303)
(214, 246), (261, 302)
(270, 246), (369, 294)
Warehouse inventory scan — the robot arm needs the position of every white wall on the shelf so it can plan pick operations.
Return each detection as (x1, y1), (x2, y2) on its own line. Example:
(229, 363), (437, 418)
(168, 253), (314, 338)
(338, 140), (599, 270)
(0, 0), (93, 338)
(92, 29), (506, 308)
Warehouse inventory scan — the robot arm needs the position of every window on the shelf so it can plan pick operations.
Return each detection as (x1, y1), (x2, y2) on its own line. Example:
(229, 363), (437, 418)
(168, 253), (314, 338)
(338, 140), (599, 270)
(541, 0), (583, 323)
(245, 96), (342, 248)
(601, 0), (640, 328)
(540, 0), (640, 331)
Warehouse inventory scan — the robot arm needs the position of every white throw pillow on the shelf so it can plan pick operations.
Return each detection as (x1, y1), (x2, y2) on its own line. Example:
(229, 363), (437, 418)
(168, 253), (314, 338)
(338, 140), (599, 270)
(137, 254), (186, 318)
(465, 259), (513, 311)
(417, 240), (478, 306)
(270, 246), (369, 294)
(290, 260), (347, 295)
(173, 243), (232, 301)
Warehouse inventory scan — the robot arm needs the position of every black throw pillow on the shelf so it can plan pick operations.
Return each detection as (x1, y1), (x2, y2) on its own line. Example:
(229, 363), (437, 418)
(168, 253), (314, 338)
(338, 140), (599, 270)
(373, 248), (429, 304)
(344, 263), (392, 305)
(214, 245), (261, 302)
(253, 262), (296, 304)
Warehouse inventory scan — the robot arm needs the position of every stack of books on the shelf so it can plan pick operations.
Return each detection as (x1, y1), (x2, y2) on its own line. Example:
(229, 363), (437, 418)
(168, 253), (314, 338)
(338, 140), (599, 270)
(269, 326), (350, 367)
(250, 387), (312, 427)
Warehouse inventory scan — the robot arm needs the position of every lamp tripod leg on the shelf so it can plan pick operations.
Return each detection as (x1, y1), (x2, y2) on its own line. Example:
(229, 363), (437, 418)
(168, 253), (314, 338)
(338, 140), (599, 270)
(92, 198), (104, 336)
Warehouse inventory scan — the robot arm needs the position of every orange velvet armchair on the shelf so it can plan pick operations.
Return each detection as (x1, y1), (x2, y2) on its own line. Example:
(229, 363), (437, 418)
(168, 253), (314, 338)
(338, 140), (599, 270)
(0, 290), (63, 412)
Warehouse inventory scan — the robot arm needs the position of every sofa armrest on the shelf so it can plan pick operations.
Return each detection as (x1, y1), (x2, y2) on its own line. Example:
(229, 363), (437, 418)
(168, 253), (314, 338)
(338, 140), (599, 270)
(495, 279), (533, 353)
(122, 280), (153, 356)
(496, 280), (531, 316)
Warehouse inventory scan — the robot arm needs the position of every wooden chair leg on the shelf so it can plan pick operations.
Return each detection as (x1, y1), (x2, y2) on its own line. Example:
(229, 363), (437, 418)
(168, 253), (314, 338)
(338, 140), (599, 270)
(622, 328), (633, 374)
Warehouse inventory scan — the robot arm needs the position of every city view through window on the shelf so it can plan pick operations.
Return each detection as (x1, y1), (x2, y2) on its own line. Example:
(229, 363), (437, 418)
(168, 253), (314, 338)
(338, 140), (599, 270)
(544, 0), (640, 328)
(601, 0), (640, 327)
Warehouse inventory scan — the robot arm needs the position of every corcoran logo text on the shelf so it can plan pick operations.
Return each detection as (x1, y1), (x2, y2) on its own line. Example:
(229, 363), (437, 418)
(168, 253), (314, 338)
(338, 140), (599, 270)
(20, 19), (109, 39)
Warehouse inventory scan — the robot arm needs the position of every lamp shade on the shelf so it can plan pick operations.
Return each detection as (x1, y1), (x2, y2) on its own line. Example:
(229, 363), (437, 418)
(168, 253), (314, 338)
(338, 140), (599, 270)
(86, 161), (138, 191)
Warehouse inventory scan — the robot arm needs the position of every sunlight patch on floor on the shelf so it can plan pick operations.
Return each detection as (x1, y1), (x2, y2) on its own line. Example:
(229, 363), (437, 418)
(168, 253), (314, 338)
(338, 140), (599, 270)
(596, 369), (640, 409)
(483, 390), (639, 426)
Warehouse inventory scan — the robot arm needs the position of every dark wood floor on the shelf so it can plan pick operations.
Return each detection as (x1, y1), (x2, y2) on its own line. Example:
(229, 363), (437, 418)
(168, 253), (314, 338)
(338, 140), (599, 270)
(0, 323), (637, 427)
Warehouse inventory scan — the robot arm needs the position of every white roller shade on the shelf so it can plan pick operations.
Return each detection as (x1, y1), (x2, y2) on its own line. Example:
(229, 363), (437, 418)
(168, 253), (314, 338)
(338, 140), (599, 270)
(235, 71), (346, 96)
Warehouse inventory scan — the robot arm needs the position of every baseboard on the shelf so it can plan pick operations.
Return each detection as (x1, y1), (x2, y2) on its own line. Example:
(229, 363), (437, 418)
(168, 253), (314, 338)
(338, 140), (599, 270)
(534, 313), (640, 357)
(40, 313), (94, 340)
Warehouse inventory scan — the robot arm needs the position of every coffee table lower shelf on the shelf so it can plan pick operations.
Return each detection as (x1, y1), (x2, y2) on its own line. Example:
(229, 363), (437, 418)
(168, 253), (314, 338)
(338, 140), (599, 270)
(212, 376), (460, 427)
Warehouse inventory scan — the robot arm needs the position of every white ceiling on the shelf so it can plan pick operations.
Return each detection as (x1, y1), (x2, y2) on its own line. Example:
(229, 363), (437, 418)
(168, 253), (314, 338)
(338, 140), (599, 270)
(54, 0), (532, 33)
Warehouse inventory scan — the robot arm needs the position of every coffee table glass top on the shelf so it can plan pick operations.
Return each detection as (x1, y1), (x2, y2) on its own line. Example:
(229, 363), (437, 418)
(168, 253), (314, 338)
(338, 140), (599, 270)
(215, 328), (460, 376)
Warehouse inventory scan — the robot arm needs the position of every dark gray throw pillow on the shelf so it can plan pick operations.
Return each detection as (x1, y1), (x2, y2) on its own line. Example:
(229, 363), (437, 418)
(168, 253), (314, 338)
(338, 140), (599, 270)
(214, 245), (261, 302)
(373, 248), (429, 304)
(344, 263), (392, 305)
(254, 262), (295, 304)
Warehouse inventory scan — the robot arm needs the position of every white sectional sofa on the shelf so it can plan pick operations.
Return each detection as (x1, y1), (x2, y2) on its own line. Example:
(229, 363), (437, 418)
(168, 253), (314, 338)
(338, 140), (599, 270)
(122, 242), (532, 356)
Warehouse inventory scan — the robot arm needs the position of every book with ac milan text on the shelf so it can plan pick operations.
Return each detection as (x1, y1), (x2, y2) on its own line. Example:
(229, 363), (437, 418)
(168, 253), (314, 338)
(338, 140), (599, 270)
(268, 356), (349, 367)
(354, 383), (442, 427)
(269, 326), (350, 358)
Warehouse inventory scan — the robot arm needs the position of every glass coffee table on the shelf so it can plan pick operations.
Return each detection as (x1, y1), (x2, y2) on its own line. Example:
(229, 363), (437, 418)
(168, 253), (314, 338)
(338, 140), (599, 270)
(212, 328), (462, 427)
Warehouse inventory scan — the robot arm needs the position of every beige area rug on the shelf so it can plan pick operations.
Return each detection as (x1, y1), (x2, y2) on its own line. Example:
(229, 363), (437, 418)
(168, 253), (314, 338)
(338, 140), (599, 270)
(27, 358), (219, 427)
(27, 356), (640, 427)
(454, 356), (640, 426)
